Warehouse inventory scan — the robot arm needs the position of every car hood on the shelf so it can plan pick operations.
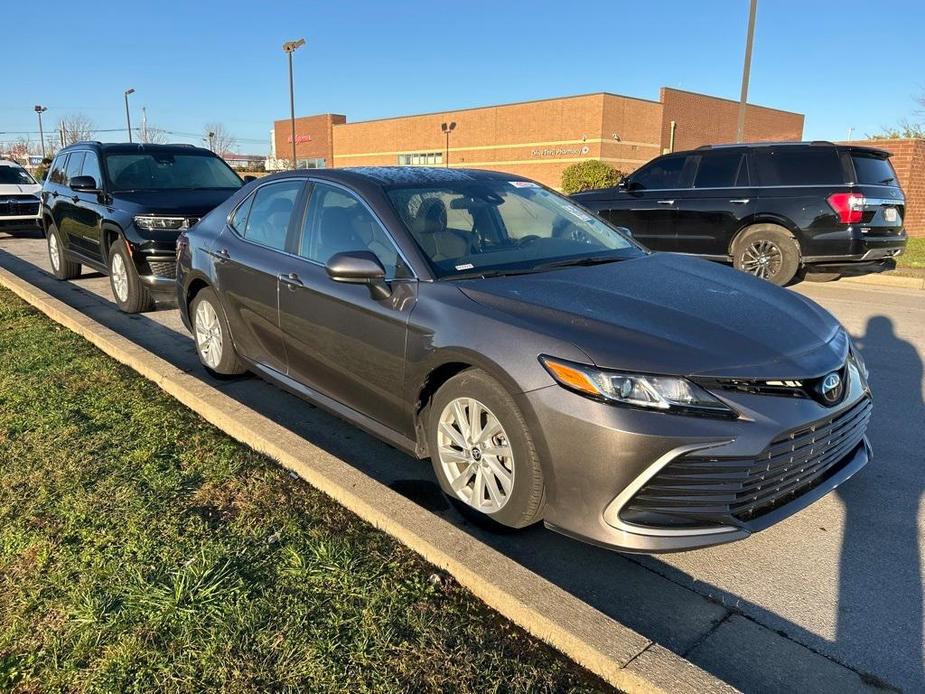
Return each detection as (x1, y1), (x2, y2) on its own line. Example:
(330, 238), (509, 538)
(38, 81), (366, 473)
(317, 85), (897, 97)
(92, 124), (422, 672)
(110, 188), (239, 217)
(457, 253), (846, 379)
(0, 183), (41, 196)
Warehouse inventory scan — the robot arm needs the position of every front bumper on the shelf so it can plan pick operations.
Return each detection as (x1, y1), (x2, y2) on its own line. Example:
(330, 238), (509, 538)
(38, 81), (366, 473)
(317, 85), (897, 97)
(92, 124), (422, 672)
(0, 214), (42, 233)
(521, 361), (871, 553)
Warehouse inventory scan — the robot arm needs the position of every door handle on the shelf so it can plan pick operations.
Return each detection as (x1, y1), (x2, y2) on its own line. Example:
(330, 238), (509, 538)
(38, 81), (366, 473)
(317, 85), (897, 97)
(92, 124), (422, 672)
(656, 199), (675, 205)
(729, 198), (751, 204)
(208, 248), (231, 263)
(279, 272), (303, 289)
(51, 191), (59, 199)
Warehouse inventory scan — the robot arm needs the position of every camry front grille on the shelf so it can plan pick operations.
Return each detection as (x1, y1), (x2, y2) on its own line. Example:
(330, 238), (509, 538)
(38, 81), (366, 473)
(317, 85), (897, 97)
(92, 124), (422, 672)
(622, 396), (871, 528)
(696, 361), (850, 407)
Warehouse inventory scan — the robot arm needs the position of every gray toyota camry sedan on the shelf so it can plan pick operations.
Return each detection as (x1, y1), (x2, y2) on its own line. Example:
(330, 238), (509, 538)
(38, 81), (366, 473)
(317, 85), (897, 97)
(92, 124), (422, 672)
(176, 167), (871, 553)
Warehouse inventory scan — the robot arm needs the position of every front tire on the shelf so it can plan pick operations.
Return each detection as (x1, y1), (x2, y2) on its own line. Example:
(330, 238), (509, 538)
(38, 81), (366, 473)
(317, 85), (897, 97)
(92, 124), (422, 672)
(191, 287), (246, 377)
(109, 239), (154, 313)
(47, 223), (81, 280)
(427, 369), (545, 529)
(732, 224), (800, 286)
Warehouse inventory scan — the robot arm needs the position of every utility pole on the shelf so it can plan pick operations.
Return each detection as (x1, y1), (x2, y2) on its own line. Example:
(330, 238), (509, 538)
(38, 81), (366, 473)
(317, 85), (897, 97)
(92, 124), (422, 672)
(34, 105), (48, 159)
(141, 106), (148, 142)
(735, 0), (758, 143)
(282, 38), (306, 170)
(441, 121), (456, 167)
(124, 88), (135, 143)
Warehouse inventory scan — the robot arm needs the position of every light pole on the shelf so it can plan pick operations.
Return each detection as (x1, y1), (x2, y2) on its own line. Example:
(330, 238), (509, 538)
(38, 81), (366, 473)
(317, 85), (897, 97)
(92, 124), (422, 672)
(124, 88), (135, 143)
(441, 121), (456, 168)
(282, 38), (306, 170)
(735, 0), (758, 143)
(34, 105), (48, 159)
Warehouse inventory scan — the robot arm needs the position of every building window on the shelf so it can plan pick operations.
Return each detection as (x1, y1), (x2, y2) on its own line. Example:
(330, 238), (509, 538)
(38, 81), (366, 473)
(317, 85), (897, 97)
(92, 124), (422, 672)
(397, 152), (443, 166)
(296, 157), (326, 169)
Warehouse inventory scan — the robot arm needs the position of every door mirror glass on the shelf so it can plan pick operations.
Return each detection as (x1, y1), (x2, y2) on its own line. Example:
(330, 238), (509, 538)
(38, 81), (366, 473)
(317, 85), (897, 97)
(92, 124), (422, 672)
(69, 175), (100, 192)
(242, 174), (257, 183)
(325, 250), (391, 299)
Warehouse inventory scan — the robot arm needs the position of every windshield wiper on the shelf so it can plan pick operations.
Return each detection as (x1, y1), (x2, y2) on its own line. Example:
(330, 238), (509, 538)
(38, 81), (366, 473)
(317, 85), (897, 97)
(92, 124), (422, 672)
(878, 177), (896, 184)
(447, 267), (541, 280)
(533, 255), (628, 271)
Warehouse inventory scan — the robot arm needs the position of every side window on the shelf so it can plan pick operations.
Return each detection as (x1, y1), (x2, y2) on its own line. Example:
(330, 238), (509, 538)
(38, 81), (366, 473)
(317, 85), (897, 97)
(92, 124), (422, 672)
(693, 152), (747, 188)
(630, 155), (688, 190)
(753, 148), (842, 186)
(80, 151), (102, 188)
(49, 154), (69, 184)
(299, 182), (404, 278)
(239, 180), (303, 251)
(64, 152), (85, 185)
(229, 194), (254, 234)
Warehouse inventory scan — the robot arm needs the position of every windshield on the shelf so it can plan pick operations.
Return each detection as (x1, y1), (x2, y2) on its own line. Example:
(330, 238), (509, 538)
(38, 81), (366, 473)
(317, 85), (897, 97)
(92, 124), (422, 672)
(386, 180), (642, 278)
(105, 152), (242, 192)
(0, 165), (36, 186)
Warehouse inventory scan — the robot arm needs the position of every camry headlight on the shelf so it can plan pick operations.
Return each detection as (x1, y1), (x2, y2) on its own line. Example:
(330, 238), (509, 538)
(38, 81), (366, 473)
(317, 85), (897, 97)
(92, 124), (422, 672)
(133, 215), (192, 231)
(847, 337), (869, 384)
(539, 355), (736, 418)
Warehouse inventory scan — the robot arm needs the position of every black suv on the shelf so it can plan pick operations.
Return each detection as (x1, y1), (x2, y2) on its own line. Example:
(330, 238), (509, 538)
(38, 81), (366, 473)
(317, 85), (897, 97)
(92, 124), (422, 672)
(41, 142), (243, 312)
(572, 141), (907, 285)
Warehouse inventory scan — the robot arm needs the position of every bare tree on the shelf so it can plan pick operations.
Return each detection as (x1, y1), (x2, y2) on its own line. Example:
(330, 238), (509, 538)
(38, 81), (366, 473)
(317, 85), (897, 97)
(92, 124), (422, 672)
(57, 113), (96, 146)
(868, 91), (925, 139)
(139, 124), (169, 144)
(202, 122), (237, 157)
(6, 137), (31, 163)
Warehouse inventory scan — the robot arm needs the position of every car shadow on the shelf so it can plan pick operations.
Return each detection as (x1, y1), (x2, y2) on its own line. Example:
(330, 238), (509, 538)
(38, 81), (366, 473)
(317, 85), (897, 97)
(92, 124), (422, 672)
(0, 246), (917, 691)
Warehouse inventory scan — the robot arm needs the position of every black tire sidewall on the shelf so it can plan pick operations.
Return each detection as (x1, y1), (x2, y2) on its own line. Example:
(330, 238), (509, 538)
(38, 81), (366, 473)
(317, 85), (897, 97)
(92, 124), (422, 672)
(47, 223), (80, 280)
(733, 225), (800, 286)
(190, 287), (245, 377)
(108, 239), (152, 313)
(426, 369), (544, 529)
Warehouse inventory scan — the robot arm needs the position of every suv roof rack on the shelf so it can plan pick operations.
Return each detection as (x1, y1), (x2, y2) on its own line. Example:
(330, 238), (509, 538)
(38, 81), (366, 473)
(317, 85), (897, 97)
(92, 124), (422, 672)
(69, 140), (103, 147)
(696, 140), (835, 150)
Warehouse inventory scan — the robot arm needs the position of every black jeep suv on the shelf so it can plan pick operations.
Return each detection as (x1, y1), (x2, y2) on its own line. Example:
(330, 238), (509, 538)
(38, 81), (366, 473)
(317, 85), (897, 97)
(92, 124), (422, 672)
(41, 142), (243, 312)
(572, 141), (907, 285)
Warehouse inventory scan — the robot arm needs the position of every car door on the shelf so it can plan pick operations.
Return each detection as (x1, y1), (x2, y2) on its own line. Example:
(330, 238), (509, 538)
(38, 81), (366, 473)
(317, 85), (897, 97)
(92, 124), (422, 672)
(57, 152), (87, 254)
(69, 150), (107, 262)
(604, 154), (692, 251)
(44, 153), (70, 236)
(211, 178), (307, 374)
(672, 150), (756, 257)
(276, 180), (417, 435)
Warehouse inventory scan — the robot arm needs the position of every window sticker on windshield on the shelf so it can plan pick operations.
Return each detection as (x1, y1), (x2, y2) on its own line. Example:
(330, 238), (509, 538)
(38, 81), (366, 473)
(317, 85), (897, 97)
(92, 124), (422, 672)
(559, 202), (593, 222)
(455, 263), (474, 271)
(509, 181), (540, 188)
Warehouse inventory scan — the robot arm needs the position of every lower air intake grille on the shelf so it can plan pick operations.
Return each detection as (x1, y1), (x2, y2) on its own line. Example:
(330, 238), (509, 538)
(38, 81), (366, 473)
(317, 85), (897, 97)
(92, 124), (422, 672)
(623, 397), (871, 527)
(147, 260), (177, 279)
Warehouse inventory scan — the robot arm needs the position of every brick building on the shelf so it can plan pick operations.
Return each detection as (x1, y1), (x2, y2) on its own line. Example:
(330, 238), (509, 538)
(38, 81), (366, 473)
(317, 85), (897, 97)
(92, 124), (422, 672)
(839, 138), (925, 237)
(269, 87), (804, 190)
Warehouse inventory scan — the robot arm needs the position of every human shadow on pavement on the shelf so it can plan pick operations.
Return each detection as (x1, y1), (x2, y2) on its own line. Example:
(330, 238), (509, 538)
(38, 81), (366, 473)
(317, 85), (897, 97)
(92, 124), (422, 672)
(836, 316), (924, 690)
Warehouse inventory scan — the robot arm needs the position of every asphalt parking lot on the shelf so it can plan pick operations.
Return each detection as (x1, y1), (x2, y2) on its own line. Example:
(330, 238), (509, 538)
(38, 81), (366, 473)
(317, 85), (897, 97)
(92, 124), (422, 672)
(2, 232), (922, 692)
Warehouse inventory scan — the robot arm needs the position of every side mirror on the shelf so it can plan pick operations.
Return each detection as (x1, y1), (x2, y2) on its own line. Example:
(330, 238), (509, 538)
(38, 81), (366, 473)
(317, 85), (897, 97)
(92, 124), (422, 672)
(325, 250), (391, 300)
(70, 175), (100, 193)
(242, 175), (257, 183)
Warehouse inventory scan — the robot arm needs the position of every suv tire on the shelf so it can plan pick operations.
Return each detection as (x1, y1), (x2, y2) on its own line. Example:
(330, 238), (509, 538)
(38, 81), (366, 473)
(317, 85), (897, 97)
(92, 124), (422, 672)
(109, 238), (154, 313)
(47, 222), (81, 280)
(732, 224), (800, 286)
(427, 369), (545, 529)
(191, 287), (246, 377)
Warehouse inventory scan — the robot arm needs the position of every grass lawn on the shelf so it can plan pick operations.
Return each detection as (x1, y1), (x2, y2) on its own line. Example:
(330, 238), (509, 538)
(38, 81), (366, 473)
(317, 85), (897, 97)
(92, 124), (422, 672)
(896, 236), (925, 269)
(0, 287), (609, 693)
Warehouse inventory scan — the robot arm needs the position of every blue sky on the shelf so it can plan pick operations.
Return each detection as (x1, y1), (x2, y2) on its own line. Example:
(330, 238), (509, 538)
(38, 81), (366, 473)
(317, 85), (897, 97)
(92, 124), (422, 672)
(3, 0), (923, 154)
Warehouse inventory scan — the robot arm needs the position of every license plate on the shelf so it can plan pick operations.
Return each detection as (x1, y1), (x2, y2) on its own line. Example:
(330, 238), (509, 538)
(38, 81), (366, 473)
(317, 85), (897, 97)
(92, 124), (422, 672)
(884, 207), (898, 223)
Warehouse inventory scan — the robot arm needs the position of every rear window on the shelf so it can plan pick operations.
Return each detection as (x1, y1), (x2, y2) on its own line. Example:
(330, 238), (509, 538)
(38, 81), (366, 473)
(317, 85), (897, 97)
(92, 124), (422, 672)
(753, 148), (843, 186)
(851, 153), (897, 186)
(693, 152), (748, 188)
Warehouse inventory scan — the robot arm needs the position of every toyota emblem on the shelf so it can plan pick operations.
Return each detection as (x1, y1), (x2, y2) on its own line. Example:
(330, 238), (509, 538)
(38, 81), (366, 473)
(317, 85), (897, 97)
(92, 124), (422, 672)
(820, 372), (844, 405)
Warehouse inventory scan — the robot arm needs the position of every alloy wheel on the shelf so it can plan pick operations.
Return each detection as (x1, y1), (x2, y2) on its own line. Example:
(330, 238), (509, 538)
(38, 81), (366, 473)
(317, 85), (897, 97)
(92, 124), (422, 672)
(194, 300), (223, 369)
(48, 233), (60, 272)
(741, 239), (783, 280)
(111, 253), (129, 302)
(437, 397), (514, 513)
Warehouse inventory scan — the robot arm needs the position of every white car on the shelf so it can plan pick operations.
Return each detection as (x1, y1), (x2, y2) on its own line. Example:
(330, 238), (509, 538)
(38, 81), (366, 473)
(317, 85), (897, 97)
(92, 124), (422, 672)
(0, 159), (42, 235)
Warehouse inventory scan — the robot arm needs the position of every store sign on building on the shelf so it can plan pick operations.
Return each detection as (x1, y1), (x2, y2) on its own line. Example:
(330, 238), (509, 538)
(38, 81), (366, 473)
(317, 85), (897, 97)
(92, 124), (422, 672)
(287, 134), (313, 144)
(531, 145), (590, 157)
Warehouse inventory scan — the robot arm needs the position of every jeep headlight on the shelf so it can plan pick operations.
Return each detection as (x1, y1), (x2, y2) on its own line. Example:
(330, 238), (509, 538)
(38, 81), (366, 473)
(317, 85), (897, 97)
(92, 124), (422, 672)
(133, 216), (191, 231)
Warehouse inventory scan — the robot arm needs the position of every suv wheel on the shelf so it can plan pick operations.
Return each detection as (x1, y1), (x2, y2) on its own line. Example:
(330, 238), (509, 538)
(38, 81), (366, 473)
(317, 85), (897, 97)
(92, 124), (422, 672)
(427, 369), (545, 529)
(191, 287), (246, 377)
(732, 224), (800, 286)
(109, 238), (153, 313)
(47, 223), (81, 280)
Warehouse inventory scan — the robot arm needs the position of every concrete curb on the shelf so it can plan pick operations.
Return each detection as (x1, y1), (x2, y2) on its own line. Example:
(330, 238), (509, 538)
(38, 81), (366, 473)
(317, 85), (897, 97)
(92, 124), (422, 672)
(839, 273), (925, 290)
(0, 265), (736, 694)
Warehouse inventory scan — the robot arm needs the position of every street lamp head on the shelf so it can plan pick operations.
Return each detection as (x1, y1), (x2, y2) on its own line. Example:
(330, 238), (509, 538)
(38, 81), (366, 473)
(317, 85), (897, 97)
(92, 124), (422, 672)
(34, 105), (47, 113)
(125, 88), (135, 96)
(282, 38), (306, 53)
(441, 121), (457, 133)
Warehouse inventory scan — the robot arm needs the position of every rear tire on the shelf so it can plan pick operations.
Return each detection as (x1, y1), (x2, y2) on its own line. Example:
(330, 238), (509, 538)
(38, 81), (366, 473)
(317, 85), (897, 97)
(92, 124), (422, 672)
(47, 223), (81, 280)
(732, 224), (800, 286)
(191, 287), (246, 377)
(109, 239), (154, 314)
(427, 369), (545, 530)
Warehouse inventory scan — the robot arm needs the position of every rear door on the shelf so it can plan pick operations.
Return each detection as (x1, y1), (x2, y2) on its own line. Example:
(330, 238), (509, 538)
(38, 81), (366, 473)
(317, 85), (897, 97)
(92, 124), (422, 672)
(601, 154), (692, 250)
(672, 149), (755, 256)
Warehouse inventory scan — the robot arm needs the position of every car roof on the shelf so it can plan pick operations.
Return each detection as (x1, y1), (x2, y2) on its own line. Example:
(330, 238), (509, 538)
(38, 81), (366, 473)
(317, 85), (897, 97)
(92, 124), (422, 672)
(677, 141), (892, 158)
(0, 159), (26, 168)
(256, 166), (530, 188)
(58, 142), (215, 156)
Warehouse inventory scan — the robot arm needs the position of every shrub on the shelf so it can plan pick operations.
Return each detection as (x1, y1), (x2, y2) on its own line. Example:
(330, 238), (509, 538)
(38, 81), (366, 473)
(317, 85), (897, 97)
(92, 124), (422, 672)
(560, 160), (624, 194)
